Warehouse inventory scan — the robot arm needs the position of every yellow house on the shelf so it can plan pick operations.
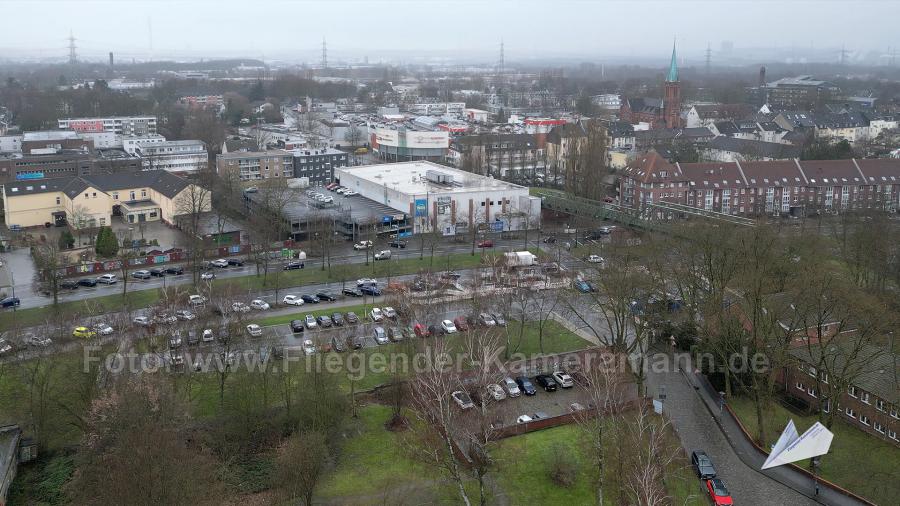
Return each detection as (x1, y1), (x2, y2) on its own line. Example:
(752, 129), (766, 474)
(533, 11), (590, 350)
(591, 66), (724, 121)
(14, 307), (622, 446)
(2, 171), (211, 229)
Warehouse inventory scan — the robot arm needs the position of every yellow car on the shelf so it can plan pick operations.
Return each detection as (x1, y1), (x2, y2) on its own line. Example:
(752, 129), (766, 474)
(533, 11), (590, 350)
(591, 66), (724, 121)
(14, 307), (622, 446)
(72, 326), (96, 339)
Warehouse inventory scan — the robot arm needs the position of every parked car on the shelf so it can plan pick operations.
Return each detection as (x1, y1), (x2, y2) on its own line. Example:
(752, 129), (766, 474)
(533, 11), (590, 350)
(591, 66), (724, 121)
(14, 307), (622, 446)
(246, 324), (263, 337)
(449, 316), (468, 331)
(477, 239), (493, 248)
(388, 327), (405, 342)
(132, 316), (151, 327)
(491, 313), (507, 327)
(343, 191), (358, 196)
(169, 333), (183, 348)
(382, 306), (397, 319)
(428, 324), (440, 336)
(301, 339), (317, 355)
(360, 285), (381, 296)
(210, 258), (229, 268)
(451, 390), (475, 409)
(227, 258), (245, 267)
(77, 277), (98, 287)
(440, 319), (458, 334)
(201, 329), (215, 342)
(515, 376), (537, 396)
(478, 313), (496, 326)
(316, 315), (333, 328)
(331, 313), (345, 326)
(374, 250), (391, 260)
(503, 377), (521, 397)
(487, 383), (506, 401)
(170, 351), (184, 366)
(345, 312), (359, 324)
(349, 335), (365, 349)
(186, 331), (200, 346)
(301, 294), (320, 304)
(704, 478), (733, 506)
(284, 261), (304, 270)
(388, 240), (407, 249)
(570, 402), (586, 412)
(305, 315), (317, 329)
(165, 266), (184, 275)
(250, 299), (270, 310)
(189, 294), (207, 306)
(516, 414), (533, 424)
(0, 339), (11, 355)
(316, 292), (336, 302)
(573, 279), (592, 293)
(552, 371), (575, 388)
(72, 326), (95, 338)
(342, 287), (363, 297)
(441, 271), (462, 280)
(369, 307), (384, 322)
(231, 302), (250, 313)
(175, 310), (195, 321)
(97, 274), (117, 284)
(290, 319), (305, 333)
(1, 297), (21, 308)
(331, 336), (346, 353)
(353, 240), (374, 250)
(586, 254), (605, 264)
(413, 323), (430, 338)
(542, 236), (557, 244)
(149, 268), (166, 277)
(356, 277), (378, 286)
(691, 450), (717, 479)
(373, 326), (388, 345)
(92, 323), (114, 335)
(535, 374), (559, 392)
(60, 279), (79, 290)
(283, 294), (304, 306)
(154, 313), (177, 325)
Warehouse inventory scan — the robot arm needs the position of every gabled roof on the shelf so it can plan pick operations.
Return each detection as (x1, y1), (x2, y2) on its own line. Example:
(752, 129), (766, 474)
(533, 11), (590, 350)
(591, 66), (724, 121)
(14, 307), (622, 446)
(621, 150), (677, 184)
(791, 343), (898, 404)
(706, 136), (802, 160)
(4, 170), (195, 200)
(625, 97), (663, 114)
(546, 123), (587, 143)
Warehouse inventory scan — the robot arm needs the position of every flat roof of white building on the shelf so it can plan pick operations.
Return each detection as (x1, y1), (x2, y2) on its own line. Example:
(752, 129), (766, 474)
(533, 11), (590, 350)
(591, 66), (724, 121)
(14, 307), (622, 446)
(337, 161), (526, 196)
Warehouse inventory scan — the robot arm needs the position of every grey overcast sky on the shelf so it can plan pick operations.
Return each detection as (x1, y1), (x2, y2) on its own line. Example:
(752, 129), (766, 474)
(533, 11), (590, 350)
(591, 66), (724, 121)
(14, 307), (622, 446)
(1, 0), (896, 62)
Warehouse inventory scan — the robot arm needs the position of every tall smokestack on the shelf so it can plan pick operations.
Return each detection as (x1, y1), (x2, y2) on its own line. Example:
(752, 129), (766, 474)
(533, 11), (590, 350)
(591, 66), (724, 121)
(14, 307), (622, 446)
(759, 65), (767, 87)
(109, 52), (114, 68)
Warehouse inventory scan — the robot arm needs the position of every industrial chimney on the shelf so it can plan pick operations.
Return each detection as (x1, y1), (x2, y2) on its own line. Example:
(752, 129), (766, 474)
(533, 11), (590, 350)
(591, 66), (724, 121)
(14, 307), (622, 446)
(758, 65), (767, 87)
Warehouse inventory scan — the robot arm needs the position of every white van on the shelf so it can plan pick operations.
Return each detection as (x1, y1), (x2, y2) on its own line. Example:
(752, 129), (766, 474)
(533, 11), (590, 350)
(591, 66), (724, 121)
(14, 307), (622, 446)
(97, 273), (118, 284)
(374, 250), (391, 260)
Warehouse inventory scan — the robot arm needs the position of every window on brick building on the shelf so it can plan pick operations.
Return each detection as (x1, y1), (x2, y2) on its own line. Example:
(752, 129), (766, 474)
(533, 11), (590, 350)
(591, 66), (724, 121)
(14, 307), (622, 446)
(846, 407), (857, 418)
(796, 382), (804, 391)
(860, 414), (870, 425)
(874, 422), (884, 434)
(860, 392), (870, 404)
(849, 386), (858, 398)
(876, 399), (885, 412)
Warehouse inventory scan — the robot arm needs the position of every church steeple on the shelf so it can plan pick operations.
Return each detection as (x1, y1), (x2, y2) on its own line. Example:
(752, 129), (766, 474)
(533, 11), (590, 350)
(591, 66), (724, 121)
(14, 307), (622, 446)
(666, 41), (679, 82)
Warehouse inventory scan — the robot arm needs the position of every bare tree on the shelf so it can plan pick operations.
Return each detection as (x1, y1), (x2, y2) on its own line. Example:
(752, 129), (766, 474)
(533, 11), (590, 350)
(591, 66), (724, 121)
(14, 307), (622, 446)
(276, 430), (331, 506)
(343, 123), (364, 147)
(174, 183), (213, 286)
(32, 243), (66, 306)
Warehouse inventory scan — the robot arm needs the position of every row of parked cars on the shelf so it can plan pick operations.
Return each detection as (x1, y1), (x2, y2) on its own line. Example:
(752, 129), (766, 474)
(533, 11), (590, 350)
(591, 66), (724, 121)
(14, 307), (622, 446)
(691, 450), (734, 505)
(450, 371), (576, 413)
(325, 182), (357, 197)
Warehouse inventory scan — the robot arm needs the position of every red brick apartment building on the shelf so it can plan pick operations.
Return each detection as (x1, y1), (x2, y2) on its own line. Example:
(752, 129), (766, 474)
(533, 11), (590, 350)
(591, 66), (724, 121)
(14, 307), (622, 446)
(619, 151), (900, 216)
(784, 343), (899, 446)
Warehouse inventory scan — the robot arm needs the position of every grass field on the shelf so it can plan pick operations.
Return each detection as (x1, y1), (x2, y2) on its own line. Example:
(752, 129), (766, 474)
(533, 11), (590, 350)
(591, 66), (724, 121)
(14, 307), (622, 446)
(0, 252), (488, 329)
(728, 396), (900, 506)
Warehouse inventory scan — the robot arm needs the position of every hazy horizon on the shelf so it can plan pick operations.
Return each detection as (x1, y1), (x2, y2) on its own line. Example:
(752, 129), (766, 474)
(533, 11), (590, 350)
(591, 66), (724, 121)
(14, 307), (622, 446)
(0, 0), (896, 65)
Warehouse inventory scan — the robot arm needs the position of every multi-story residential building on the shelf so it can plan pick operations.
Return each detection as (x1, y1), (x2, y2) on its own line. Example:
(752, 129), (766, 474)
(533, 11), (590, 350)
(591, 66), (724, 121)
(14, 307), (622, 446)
(448, 133), (542, 178)
(0, 150), (142, 183)
(761, 76), (840, 109)
(178, 95), (225, 110)
(407, 102), (466, 116)
(21, 131), (94, 153)
(619, 151), (900, 216)
(134, 140), (208, 174)
(58, 116), (157, 136)
(123, 135), (167, 155)
(290, 148), (348, 186)
(215, 150), (294, 181)
(785, 344), (898, 446)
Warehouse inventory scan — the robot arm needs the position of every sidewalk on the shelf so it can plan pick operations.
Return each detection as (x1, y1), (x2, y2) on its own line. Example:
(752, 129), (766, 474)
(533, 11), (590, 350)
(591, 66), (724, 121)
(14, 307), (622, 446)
(684, 368), (871, 506)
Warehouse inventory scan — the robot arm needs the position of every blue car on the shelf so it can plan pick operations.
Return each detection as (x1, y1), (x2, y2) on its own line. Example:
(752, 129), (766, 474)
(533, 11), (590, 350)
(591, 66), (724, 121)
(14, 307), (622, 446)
(573, 280), (592, 293)
(360, 285), (382, 296)
(515, 376), (537, 396)
(1, 297), (21, 308)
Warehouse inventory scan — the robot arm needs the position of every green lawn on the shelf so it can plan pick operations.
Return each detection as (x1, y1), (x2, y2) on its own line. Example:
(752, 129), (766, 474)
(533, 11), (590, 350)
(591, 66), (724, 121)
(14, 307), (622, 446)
(490, 420), (702, 505)
(728, 396), (900, 506)
(0, 288), (160, 328)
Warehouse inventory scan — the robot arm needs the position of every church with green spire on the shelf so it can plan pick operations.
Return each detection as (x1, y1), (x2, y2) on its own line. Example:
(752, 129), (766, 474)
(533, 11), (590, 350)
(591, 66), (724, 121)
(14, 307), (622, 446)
(663, 42), (682, 128)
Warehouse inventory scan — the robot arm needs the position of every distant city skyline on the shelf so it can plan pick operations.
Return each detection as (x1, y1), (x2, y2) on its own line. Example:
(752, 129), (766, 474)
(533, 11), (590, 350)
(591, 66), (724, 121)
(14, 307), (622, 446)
(0, 0), (897, 66)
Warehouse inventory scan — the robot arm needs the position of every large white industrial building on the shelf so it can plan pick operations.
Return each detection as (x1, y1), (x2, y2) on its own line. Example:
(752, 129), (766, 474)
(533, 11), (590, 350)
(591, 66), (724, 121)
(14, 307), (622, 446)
(335, 161), (540, 236)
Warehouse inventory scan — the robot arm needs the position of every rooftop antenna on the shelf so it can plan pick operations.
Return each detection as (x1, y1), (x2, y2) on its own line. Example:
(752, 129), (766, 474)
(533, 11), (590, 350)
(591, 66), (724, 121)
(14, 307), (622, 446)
(67, 30), (77, 64)
(499, 37), (505, 79)
(321, 36), (327, 69)
(840, 43), (849, 65)
(705, 42), (712, 75)
(147, 17), (154, 62)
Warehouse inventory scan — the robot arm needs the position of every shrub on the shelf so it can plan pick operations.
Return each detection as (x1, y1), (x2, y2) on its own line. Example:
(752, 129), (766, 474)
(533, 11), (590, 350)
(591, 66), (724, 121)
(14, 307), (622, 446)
(546, 442), (578, 488)
(94, 226), (119, 257)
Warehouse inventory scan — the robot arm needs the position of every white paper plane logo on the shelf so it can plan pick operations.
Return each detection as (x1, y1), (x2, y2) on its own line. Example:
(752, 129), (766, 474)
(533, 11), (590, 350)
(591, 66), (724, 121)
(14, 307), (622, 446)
(761, 419), (834, 470)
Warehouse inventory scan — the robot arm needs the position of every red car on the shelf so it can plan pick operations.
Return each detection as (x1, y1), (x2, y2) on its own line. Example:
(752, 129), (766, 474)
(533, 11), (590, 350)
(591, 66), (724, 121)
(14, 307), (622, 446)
(704, 478), (733, 506)
(453, 316), (469, 331)
(477, 240), (494, 248)
(413, 323), (430, 338)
